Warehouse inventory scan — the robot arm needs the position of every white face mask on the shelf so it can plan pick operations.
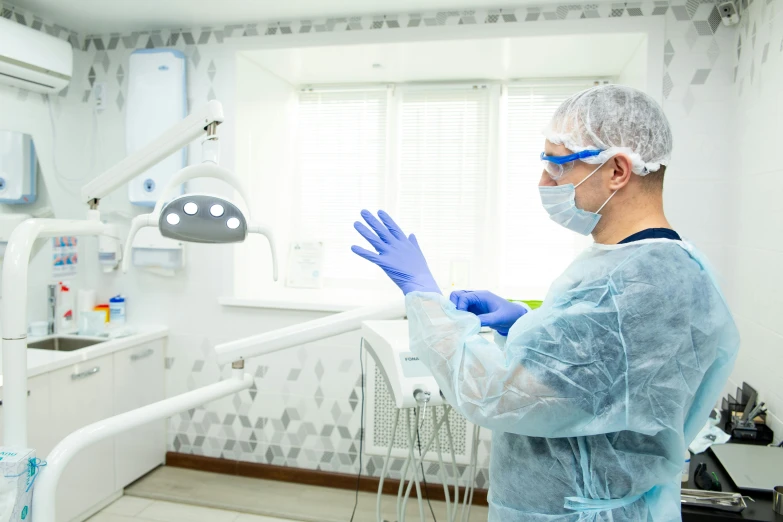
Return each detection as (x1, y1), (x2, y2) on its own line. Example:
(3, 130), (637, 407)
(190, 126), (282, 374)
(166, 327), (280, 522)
(538, 162), (618, 236)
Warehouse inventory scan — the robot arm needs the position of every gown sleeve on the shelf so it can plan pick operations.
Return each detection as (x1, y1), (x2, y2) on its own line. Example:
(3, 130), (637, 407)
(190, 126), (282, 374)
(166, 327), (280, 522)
(405, 290), (630, 438)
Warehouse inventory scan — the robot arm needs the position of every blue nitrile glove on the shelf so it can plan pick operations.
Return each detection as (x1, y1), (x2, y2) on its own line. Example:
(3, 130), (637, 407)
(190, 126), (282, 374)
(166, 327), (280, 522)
(449, 290), (528, 336)
(351, 210), (441, 295)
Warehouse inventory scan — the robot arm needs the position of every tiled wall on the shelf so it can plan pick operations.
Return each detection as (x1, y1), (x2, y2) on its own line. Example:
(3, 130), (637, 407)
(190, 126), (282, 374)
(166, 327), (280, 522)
(725, 0), (783, 439)
(4, 0), (764, 491)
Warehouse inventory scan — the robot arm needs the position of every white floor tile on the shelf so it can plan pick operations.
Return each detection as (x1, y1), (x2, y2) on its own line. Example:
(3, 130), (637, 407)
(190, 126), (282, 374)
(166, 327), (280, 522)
(136, 500), (240, 522)
(101, 496), (155, 517)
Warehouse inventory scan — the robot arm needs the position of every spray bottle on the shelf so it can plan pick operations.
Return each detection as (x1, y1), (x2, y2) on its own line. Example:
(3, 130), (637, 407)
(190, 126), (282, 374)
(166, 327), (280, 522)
(56, 282), (76, 334)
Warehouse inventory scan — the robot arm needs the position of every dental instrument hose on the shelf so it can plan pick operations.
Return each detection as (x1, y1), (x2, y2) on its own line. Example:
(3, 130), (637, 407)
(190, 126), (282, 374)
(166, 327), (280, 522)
(349, 340), (366, 522)
(414, 389), (438, 522)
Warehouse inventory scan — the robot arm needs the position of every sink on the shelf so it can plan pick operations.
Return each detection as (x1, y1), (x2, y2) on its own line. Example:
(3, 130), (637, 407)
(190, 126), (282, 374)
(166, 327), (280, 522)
(27, 337), (104, 352)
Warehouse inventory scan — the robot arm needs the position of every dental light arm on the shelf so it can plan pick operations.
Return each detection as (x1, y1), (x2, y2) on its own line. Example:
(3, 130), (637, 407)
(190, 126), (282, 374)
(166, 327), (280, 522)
(213, 299), (406, 366)
(81, 100), (225, 205)
(247, 223), (279, 281)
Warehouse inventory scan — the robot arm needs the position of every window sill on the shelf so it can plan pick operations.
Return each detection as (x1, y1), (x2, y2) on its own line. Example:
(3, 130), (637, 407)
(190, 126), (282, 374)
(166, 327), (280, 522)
(220, 288), (400, 313)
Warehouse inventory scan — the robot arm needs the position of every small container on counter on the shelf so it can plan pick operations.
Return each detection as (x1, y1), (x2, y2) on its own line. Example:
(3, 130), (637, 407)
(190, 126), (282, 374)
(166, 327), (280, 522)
(94, 304), (110, 323)
(109, 295), (126, 325)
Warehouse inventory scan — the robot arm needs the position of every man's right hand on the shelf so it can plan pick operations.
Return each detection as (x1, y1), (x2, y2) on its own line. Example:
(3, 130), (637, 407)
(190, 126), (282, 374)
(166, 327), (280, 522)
(449, 290), (529, 336)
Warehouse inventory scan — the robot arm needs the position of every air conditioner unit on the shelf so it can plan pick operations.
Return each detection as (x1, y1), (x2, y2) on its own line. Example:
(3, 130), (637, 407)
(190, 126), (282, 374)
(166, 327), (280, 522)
(0, 17), (73, 94)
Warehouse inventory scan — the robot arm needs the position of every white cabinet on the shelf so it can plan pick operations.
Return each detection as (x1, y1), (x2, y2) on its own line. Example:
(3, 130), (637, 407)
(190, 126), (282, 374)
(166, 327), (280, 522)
(49, 355), (116, 522)
(0, 335), (167, 521)
(0, 373), (52, 456)
(113, 339), (165, 487)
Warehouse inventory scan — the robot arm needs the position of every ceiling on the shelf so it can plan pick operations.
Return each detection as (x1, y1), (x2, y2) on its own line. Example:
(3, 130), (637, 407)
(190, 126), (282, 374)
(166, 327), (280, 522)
(243, 33), (646, 84)
(10, 0), (561, 34)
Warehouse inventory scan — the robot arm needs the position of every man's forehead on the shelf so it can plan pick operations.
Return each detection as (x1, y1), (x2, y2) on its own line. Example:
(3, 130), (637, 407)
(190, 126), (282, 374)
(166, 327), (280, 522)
(543, 140), (572, 156)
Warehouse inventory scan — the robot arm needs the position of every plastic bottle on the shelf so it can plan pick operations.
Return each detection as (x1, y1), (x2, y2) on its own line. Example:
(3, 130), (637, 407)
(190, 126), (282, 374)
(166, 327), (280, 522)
(682, 450), (691, 483)
(109, 295), (126, 325)
(56, 282), (76, 334)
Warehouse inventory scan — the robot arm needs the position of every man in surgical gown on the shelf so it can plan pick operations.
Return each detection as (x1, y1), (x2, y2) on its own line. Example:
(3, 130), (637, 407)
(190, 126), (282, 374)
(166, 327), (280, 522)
(351, 85), (739, 521)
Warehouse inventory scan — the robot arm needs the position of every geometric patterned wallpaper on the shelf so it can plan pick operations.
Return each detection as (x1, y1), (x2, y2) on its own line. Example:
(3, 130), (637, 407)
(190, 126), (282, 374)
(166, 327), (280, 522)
(2, 0), (746, 490)
(735, 0), (780, 95)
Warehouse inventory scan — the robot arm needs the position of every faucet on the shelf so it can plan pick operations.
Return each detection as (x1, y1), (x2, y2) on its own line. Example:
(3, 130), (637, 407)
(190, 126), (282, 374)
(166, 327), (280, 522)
(47, 284), (56, 335)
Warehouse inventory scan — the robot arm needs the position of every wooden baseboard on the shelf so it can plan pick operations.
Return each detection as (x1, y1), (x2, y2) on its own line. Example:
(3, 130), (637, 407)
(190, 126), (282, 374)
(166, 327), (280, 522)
(166, 452), (488, 507)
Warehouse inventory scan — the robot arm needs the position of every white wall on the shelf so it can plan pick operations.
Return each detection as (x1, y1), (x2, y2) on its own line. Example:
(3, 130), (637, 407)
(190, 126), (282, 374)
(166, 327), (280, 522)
(618, 36), (649, 91)
(724, 0), (783, 440)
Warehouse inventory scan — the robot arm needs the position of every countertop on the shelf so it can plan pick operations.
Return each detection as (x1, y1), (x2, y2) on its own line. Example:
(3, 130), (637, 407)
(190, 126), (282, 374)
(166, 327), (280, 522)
(0, 325), (169, 387)
(683, 449), (783, 521)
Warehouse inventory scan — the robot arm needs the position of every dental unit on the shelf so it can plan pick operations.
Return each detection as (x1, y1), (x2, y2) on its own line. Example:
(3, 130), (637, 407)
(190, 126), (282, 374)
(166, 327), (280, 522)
(0, 99), (406, 520)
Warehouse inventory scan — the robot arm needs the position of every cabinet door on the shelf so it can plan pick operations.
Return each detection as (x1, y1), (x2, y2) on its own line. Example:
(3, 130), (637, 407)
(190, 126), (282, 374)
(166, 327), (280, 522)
(49, 355), (116, 522)
(0, 373), (52, 456)
(113, 339), (166, 487)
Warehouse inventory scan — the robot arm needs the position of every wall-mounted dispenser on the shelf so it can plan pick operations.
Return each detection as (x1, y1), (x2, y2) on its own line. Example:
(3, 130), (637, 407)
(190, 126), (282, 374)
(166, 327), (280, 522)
(126, 49), (187, 207)
(131, 226), (184, 276)
(0, 130), (37, 204)
(98, 224), (123, 272)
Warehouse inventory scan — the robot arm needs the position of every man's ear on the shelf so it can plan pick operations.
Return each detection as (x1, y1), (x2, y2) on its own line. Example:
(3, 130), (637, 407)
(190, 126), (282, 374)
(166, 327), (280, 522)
(609, 154), (633, 190)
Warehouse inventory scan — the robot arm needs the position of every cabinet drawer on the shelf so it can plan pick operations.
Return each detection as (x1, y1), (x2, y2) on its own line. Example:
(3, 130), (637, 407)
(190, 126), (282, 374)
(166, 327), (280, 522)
(49, 355), (115, 522)
(114, 340), (166, 487)
(0, 373), (53, 457)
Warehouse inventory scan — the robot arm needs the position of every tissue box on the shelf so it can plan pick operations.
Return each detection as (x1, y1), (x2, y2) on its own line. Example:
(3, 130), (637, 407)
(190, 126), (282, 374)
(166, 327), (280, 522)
(0, 447), (35, 522)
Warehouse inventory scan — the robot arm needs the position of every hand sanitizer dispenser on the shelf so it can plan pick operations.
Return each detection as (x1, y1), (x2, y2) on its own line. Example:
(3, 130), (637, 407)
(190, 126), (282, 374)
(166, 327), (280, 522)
(0, 131), (37, 204)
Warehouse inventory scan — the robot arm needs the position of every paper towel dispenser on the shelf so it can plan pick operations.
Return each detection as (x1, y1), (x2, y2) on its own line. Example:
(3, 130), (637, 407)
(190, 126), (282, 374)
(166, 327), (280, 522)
(0, 130), (38, 204)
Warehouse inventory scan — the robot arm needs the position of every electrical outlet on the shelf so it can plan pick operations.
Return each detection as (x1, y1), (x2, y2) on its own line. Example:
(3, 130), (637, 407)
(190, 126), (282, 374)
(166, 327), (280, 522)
(94, 82), (108, 112)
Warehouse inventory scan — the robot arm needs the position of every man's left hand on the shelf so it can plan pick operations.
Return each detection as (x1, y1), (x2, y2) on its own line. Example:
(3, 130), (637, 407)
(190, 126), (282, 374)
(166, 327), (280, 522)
(351, 210), (441, 296)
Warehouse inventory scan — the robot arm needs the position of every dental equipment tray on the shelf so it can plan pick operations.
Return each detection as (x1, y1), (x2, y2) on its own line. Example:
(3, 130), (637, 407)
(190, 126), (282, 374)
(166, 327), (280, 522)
(681, 489), (747, 513)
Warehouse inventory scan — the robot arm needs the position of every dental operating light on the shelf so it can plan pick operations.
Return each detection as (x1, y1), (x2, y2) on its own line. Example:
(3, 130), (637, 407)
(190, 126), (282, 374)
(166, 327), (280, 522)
(121, 161), (279, 279)
(159, 194), (247, 243)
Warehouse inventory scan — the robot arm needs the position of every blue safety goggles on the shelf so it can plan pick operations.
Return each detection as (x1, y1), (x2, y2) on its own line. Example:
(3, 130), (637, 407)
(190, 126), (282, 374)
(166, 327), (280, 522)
(540, 149), (603, 180)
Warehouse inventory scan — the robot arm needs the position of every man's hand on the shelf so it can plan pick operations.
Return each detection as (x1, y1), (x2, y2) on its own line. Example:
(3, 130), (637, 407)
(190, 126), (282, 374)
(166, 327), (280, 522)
(450, 290), (528, 336)
(351, 210), (441, 295)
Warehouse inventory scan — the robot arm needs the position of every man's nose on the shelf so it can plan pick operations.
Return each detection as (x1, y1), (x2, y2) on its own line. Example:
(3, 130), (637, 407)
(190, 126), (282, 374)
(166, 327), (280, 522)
(539, 171), (556, 187)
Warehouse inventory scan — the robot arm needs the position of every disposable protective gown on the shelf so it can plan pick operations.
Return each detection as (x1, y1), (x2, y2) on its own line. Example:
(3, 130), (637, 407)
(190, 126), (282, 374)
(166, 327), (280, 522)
(406, 239), (739, 521)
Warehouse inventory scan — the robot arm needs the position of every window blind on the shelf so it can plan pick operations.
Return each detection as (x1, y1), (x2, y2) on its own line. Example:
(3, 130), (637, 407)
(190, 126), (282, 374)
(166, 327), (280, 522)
(397, 86), (491, 286)
(295, 89), (388, 280)
(502, 81), (596, 297)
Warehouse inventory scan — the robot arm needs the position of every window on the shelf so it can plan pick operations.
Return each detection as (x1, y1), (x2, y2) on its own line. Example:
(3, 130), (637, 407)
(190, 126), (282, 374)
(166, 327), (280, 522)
(294, 89), (388, 282)
(289, 80), (600, 298)
(397, 86), (491, 287)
